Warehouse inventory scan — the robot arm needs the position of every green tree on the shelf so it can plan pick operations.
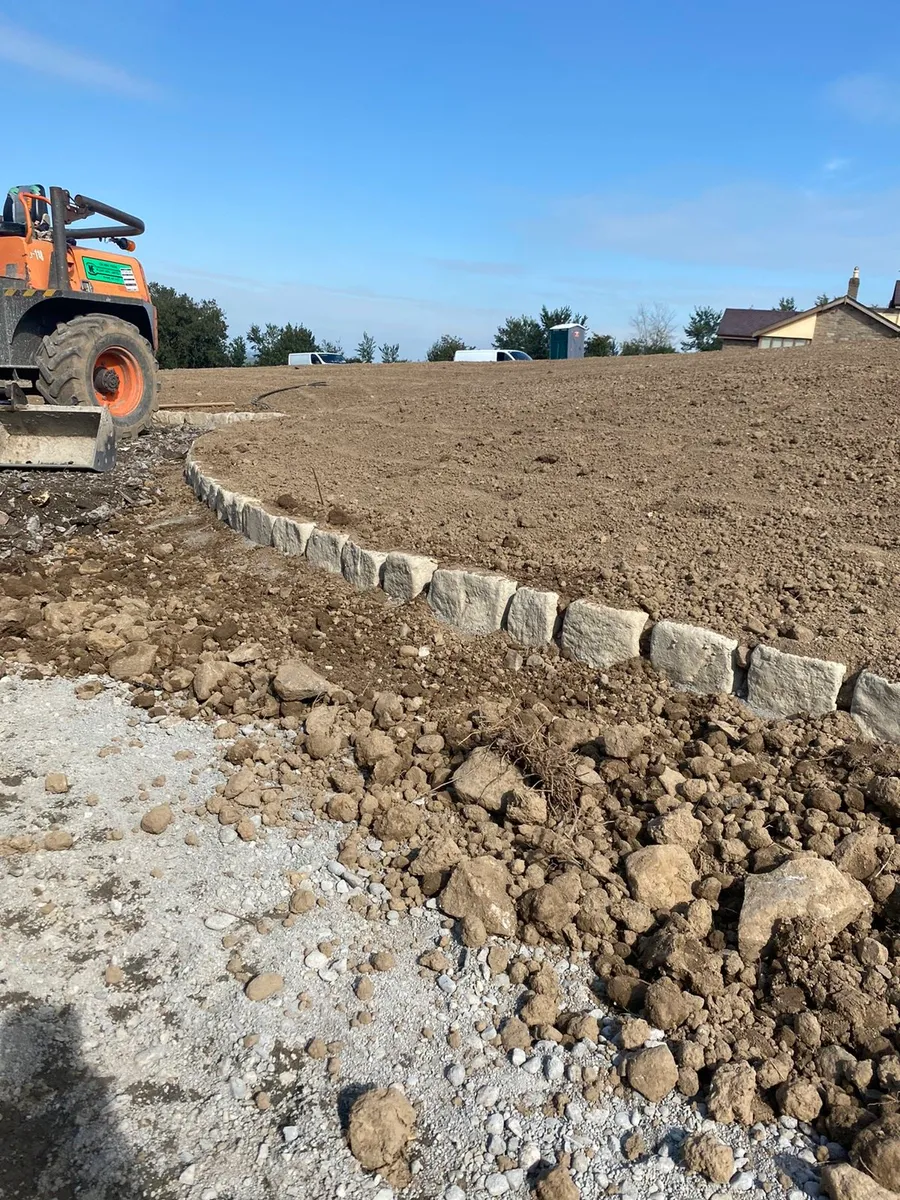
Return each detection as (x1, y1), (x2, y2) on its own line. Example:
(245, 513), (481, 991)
(380, 342), (401, 363)
(539, 305), (588, 332)
(356, 332), (376, 363)
(495, 306), (588, 359)
(681, 305), (723, 352)
(815, 293), (831, 307)
(148, 283), (229, 369)
(227, 335), (248, 367)
(318, 339), (343, 355)
(427, 334), (473, 362)
(777, 296), (797, 311)
(493, 314), (546, 360)
(584, 333), (619, 356)
(247, 322), (316, 366)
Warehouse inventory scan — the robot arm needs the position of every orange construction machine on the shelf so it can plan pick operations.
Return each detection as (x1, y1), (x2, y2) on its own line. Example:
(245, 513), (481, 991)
(0, 185), (159, 470)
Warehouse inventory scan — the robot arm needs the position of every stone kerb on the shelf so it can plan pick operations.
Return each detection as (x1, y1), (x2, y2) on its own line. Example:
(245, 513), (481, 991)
(561, 599), (647, 668)
(428, 569), (518, 635)
(382, 552), (438, 602)
(342, 542), (388, 591)
(851, 671), (900, 743)
(650, 620), (737, 695)
(506, 587), (559, 646)
(183, 450), (900, 741)
(153, 410), (285, 431)
(306, 528), (349, 574)
(272, 517), (315, 557)
(747, 644), (844, 718)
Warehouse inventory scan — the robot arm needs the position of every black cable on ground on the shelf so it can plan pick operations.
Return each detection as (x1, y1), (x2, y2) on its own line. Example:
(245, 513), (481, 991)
(251, 381), (327, 409)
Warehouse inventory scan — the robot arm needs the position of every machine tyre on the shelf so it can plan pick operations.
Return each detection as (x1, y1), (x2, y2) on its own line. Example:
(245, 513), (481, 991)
(36, 314), (159, 439)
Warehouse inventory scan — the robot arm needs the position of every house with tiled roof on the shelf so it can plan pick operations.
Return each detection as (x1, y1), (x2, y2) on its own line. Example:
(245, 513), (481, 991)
(718, 270), (900, 350)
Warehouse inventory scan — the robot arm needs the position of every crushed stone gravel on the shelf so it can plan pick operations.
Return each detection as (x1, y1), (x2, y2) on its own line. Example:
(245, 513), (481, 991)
(0, 674), (830, 1200)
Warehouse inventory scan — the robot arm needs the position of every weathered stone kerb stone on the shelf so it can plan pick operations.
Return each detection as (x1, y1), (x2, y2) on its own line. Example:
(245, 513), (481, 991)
(272, 516), (315, 556)
(242, 501), (274, 547)
(747, 644), (844, 718)
(382, 552), (438, 602)
(506, 587), (559, 646)
(852, 670), (900, 743)
(428, 569), (517, 635)
(560, 599), (647, 668)
(650, 620), (737, 695)
(306, 528), (349, 574)
(342, 542), (388, 591)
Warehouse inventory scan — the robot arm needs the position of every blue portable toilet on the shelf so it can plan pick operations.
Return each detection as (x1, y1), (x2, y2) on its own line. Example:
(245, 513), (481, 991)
(549, 323), (586, 359)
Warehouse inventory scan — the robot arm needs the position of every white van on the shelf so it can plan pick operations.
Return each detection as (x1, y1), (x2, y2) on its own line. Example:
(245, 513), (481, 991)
(288, 351), (346, 366)
(453, 348), (533, 363)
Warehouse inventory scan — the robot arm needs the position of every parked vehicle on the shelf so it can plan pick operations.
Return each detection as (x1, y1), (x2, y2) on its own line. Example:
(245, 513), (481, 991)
(288, 351), (346, 366)
(453, 349), (532, 363)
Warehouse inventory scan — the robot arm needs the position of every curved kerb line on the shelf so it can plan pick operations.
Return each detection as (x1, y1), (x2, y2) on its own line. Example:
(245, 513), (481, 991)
(181, 436), (900, 744)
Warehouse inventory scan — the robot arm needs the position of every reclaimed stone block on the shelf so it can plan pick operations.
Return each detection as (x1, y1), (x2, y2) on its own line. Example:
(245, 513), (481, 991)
(560, 599), (647, 668)
(428, 569), (517, 635)
(382, 552), (438, 601)
(154, 410), (186, 428)
(747, 644), (844, 718)
(242, 502), (274, 547)
(342, 542), (388, 590)
(851, 670), (900, 742)
(211, 484), (229, 516)
(506, 587), (559, 646)
(306, 528), (349, 574)
(218, 489), (240, 526)
(272, 517), (315, 556)
(650, 620), (737, 694)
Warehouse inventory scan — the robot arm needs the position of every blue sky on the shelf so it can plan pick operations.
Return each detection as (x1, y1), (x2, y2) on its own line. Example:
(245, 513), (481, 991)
(2, 0), (899, 357)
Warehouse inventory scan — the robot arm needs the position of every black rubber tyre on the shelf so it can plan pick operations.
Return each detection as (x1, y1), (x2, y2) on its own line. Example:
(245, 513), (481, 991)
(36, 313), (159, 439)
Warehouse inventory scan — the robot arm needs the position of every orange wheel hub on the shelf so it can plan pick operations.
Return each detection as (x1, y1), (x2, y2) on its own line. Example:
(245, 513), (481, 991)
(93, 347), (142, 417)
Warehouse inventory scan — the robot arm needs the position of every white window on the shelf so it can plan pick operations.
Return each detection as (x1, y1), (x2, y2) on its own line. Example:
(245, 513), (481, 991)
(758, 336), (811, 349)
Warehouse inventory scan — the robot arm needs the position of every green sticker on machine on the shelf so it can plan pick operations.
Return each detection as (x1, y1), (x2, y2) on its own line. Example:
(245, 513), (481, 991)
(81, 256), (139, 291)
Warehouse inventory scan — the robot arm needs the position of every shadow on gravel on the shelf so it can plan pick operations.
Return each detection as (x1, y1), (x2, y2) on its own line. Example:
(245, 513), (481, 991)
(0, 998), (144, 1199)
(336, 1081), (373, 1133)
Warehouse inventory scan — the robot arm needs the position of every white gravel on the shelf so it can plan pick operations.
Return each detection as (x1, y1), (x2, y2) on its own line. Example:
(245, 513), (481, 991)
(0, 674), (829, 1199)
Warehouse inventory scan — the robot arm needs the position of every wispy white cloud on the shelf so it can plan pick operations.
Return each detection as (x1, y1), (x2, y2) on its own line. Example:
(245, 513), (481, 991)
(0, 20), (160, 100)
(150, 260), (509, 353)
(544, 180), (900, 274)
(827, 73), (900, 124)
(823, 157), (850, 173)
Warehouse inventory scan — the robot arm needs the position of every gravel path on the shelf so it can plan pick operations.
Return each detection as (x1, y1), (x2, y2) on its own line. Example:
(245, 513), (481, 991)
(0, 675), (828, 1200)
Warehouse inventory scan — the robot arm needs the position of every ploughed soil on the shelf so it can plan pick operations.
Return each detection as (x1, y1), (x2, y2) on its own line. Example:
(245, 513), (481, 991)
(172, 345), (900, 677)
(4, 440), (900, 1193)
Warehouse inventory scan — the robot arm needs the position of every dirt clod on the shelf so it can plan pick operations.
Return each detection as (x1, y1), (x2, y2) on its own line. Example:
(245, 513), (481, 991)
(140, 804), (174, 835)
(682, 1131), (735, 1183)
(347, 1086), (416, 1186)
(245, 972), (284, 1002)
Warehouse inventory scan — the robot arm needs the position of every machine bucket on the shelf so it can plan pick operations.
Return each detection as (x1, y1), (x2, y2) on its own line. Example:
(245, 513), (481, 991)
(0, 405), (116, 472)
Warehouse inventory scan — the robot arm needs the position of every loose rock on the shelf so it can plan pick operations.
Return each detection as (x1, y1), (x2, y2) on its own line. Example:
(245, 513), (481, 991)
(440, 857), (517, 937)
(140, 804), (173, 835)
(626, 1044), (678, 1102)
(738, 857), (872, 961)
(245, 973), (284, 1002)
(682, 1131), (735, 1184)
(347, 1086), (416, 1187)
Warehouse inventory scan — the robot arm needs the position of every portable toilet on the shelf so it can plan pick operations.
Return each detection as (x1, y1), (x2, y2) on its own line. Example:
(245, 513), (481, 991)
(548, 322), (586, 359)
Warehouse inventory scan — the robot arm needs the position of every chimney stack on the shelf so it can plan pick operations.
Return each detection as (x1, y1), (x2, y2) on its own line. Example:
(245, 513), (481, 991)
(848, 266), (860, 301)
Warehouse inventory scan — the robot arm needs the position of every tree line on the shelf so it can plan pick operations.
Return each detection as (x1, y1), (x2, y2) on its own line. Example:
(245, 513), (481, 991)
(148, 284), (404, 369)
(150, 281), (827, 369)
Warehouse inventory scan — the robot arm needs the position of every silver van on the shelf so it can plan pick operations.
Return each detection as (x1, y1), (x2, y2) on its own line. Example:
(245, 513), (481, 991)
(288, 351), (346, 366)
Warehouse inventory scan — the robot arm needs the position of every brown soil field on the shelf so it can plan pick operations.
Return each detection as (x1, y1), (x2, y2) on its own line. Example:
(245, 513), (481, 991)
(167, 345), (900, 677)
